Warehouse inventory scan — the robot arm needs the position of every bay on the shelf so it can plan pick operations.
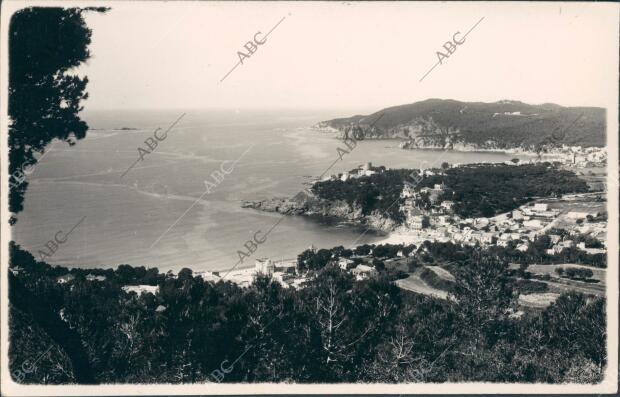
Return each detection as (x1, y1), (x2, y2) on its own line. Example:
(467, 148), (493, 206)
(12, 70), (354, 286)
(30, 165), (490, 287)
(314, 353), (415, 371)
(12, 109), (535, 272)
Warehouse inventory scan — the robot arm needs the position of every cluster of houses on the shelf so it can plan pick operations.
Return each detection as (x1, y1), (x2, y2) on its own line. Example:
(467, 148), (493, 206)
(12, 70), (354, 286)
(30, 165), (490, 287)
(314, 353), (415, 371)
(38, 248), (380, 294)
(336, 258), (378, 280)
(543, 238), (606, 256)
(544, 145), (607, 168)
(217, 245), (383, 289)
(398, 184), (607, 256)
(253, 258), (303, 286)
(253, 251), (380, 285)
(497, 202), (563, 246)
(54, 273), (107, 284)
(494, 203), (606, 253)
(194, 257), (306, 289)
(401, 181), (454, 230)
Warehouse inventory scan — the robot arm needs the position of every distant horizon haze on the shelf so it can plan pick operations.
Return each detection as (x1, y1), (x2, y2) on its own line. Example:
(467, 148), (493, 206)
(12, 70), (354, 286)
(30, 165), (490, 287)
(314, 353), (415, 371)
(80, 97), (608, 115)
(71, 2), (617, 110)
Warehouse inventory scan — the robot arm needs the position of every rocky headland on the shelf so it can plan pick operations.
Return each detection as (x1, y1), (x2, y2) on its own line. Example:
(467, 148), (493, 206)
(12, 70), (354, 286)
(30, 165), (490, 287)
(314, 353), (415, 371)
(241, 192), (397, 233)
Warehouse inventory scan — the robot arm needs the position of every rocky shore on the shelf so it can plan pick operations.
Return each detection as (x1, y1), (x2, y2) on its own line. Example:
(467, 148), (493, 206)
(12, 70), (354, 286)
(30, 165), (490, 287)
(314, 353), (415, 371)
(241, 192), (397, 233)
(311, 123), (543, 156)
(398, 139), (543, 155)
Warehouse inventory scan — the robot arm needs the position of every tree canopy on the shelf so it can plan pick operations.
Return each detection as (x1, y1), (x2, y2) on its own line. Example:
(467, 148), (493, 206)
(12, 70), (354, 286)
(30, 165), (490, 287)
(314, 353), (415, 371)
(8, 7), (106, 216)
(9, 242), (607, 384)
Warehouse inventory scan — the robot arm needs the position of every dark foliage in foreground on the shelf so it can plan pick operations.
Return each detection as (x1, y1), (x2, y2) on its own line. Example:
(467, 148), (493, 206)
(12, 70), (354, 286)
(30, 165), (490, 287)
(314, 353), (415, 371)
(8, 7), (106, 215)
(9, 243), (605, 384)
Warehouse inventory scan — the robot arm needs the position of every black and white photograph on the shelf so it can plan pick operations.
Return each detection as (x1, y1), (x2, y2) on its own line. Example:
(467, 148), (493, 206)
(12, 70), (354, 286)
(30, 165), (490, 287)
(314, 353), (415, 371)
(0, 1), (618, 395)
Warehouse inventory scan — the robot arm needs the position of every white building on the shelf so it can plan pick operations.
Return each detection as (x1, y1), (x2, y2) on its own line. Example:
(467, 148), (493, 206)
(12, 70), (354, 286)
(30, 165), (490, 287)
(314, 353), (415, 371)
(401, 183), (417, 198)
(122, 285), (159, 296)
(516, 243), (529, 252)
(274, 259), (298, 274)
(196, 271), (221, 282)
(406, 213), (426, 230)
(475, 218), (490, 227)
(440, 201), (455, 211)
(479, 232), (495, 244)
(533, 210), (559, 219)
(523, 219), (544, 229)
(522, 207), (535, 216)
(56, 274), (75, 284)
(576, 242), (606, 255)
(533, 203), (549, 212)
(338, 258), (355, 270)
(512, 210), (524, 220)
(352, 265), (378, 281)
(272, 272), (295, 287)
(255, 258), (275, 275)
(437, 215), (450, 226)
(566, 211), (590, 220)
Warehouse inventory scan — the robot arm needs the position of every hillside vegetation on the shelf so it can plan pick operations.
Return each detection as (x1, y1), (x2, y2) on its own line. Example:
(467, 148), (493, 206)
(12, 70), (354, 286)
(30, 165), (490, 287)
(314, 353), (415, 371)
(420, 163), (589, 217)
(9, 243), (606, 384)
(312, 163), (588, 222)
(317, 99), (605, 149)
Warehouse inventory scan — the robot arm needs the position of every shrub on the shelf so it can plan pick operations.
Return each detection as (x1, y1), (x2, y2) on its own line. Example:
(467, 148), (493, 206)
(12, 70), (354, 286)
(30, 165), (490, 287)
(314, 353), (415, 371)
(564, 267), (594, 280)
(419, 267), (455, 292)
(514, 279), (549, 294)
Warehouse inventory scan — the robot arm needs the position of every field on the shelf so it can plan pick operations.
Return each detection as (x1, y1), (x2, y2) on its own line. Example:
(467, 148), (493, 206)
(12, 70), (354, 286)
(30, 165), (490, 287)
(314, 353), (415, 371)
(526, 263), (606, 298)
(567, 165), (607, 190)
(396, 261), (606, 308)
(536, 192), (607, 235)
(425, 265), (456, 282)
(541, 193), (607, 214)
(527, 263), (606, 283)
(518, 293), (561, 309)
(395, 269), (450, 300)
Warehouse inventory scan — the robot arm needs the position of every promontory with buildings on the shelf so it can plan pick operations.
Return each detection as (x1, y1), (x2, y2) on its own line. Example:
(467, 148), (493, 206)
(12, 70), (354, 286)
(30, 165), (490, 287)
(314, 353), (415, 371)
(235, 99), (608, 307)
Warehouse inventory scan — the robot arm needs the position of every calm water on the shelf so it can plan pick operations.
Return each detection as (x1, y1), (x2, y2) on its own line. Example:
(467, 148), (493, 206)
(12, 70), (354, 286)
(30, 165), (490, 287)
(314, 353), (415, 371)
(12, 109), (535, 272)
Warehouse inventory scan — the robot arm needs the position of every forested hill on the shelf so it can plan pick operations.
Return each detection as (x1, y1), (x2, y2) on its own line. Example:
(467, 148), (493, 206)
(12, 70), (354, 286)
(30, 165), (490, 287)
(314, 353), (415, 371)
(316, 99), (605, 149)
(8, 242), (606, 384)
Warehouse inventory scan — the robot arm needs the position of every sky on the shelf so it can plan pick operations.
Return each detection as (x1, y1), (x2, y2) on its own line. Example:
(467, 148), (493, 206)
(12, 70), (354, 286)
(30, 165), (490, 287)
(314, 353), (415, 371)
(74, 1), (619, 111)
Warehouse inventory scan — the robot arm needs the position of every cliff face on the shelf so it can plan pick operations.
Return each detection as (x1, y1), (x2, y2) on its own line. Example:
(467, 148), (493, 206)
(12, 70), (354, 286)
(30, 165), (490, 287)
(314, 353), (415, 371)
(317, 113), (506, 150)
(327, 116), (460, 141)
(241, 193), (397, 232)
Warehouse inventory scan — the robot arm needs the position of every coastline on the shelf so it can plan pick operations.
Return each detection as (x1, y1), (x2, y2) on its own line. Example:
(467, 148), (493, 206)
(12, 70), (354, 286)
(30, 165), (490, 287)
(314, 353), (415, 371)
(374, 229), (421, 246)
(310, 126), (557, 157)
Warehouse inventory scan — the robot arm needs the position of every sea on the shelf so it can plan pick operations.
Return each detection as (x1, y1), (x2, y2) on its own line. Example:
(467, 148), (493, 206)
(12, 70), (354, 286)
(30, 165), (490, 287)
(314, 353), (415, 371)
(12, 109), (536, 272)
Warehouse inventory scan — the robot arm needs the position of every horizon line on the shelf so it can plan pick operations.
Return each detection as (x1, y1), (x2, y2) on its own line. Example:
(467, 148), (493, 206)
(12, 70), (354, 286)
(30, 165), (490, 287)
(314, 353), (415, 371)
(80, 98), (607, 113)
